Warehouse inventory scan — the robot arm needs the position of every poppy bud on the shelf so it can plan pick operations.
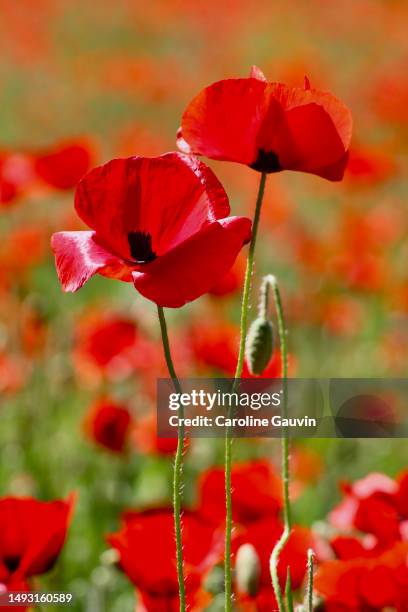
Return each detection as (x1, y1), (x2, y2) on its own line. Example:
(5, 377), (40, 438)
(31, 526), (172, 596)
(246, 317), (274, 375)
(246, 274), (278, 375)
(235, 543), (261, 597)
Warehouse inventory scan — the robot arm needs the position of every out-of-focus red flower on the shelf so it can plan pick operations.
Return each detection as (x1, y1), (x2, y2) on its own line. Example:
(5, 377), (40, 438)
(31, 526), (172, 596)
(0, 353), (26, 395)
(234, 518), (313, 607)
(178, 66), (352, 181)
(189, 322), (238, 374)
(345, 146), (396, 186)
(0, 153), (34, 207)
(198, 461), (282, 526)
(107, 509), (223, 611)
(319, 296), (363, 336)
(75, 314), (138, 369)
(0, 495), (75, 590)
(189, 321), (287, 377)
(395, 471), (408, 519)
(329, 472), (408, 556)
(372, 65), (408, 125)
(132, 413), (178, 455)
(51, 153), (251, 307)
(72, 312), (150, 385)
(20, 303), (48, 356)
(34, 140), (93, 190)
(239, 586), (280, 612)
(72, 310), (164, 390)
(315, 542), (408, 611)
(0, 226), (47, 290)
(0, 177), (18, 206)
(329, 250), (385, 292)
(83, 398), (133, 454)
(339, 205), (405, 253)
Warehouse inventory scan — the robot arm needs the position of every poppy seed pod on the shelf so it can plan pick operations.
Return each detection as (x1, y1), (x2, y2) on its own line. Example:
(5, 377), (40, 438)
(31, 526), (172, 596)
(235, 543), (261, 597)
(245, 317), (274, 376)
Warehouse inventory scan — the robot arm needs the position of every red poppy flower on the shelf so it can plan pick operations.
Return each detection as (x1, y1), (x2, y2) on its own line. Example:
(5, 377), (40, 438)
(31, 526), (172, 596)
(189, 321), (286, 377)
(198, 461), (282, 526)
(345, 146), (396, 186)
(178, 66), (352, 181)
(330, 535), (373, 561)
(75, 315), (138, 369)
(0, 178), (18, 206)
(132, 413), (178, 455)
(0, 152), (34, 206)
(0, 495), (75, 588)
(51, 153), (251, 307)
(72, 310), (161, 388)
(84, 398), (133, 453)
(107, 509), (223, 611)
(34, 140), (93, 190)
(189, 322), (238, 374)
(234, 519), (313, 600)
(315, 542), (408, 611)
(329, 473), (402, 550)
(395, 470), (408, 518)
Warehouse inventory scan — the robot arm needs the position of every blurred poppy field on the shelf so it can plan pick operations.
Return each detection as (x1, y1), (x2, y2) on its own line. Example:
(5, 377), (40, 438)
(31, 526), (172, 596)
(1, 1), (408, 611)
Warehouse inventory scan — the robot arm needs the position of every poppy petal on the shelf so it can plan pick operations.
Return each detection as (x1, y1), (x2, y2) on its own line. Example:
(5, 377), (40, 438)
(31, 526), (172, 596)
(74, 153), (230, 261)
(179, 79), (268, 165)
(132, 217), (252, 307)
(51, 231), (132, 292)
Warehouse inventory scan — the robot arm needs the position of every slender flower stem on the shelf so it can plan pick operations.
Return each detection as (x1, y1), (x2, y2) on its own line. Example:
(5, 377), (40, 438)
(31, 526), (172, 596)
(306, 549), (315, 612)
(269, 277), (291, 612)
(157, 305), (186, 612)
(224, 172), (267, 611)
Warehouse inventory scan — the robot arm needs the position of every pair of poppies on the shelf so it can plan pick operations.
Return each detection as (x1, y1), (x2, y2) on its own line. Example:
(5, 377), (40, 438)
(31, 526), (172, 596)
(52, 67), (352, 307)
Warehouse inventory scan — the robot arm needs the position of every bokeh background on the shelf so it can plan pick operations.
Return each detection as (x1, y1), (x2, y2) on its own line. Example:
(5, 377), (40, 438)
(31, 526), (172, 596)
(0, 1), (407, 609)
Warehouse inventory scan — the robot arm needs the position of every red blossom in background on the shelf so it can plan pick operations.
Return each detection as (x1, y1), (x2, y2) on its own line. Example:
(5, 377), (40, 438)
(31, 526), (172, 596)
(83, 398), (133, 454)
(75, 314), (138, 369)
(198, 461), (282, 526)
(34, 140), (93, 190)
(345, 146), (396, 187)
(329, 471), (408, 552)
(107, 509), (223, 611)
(0, 495), (75, 592)
(189, 321), (288, 377)
(178, 66), (352, 181)
(132, 413), (178, 455)
(315, 542), (408, 611)
(315, 472), (408, 610)
(234, 520), (314, 608)
(0, 152), (34, 207)
(51, 153), (251, 307)
(72, 311), (159, 386)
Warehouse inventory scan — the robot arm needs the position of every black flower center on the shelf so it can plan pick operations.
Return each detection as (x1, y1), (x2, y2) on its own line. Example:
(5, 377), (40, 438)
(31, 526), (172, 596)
(127, 231), (157, 264)
(250, 149), (281, 173)
(4, 556), (21, 572)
